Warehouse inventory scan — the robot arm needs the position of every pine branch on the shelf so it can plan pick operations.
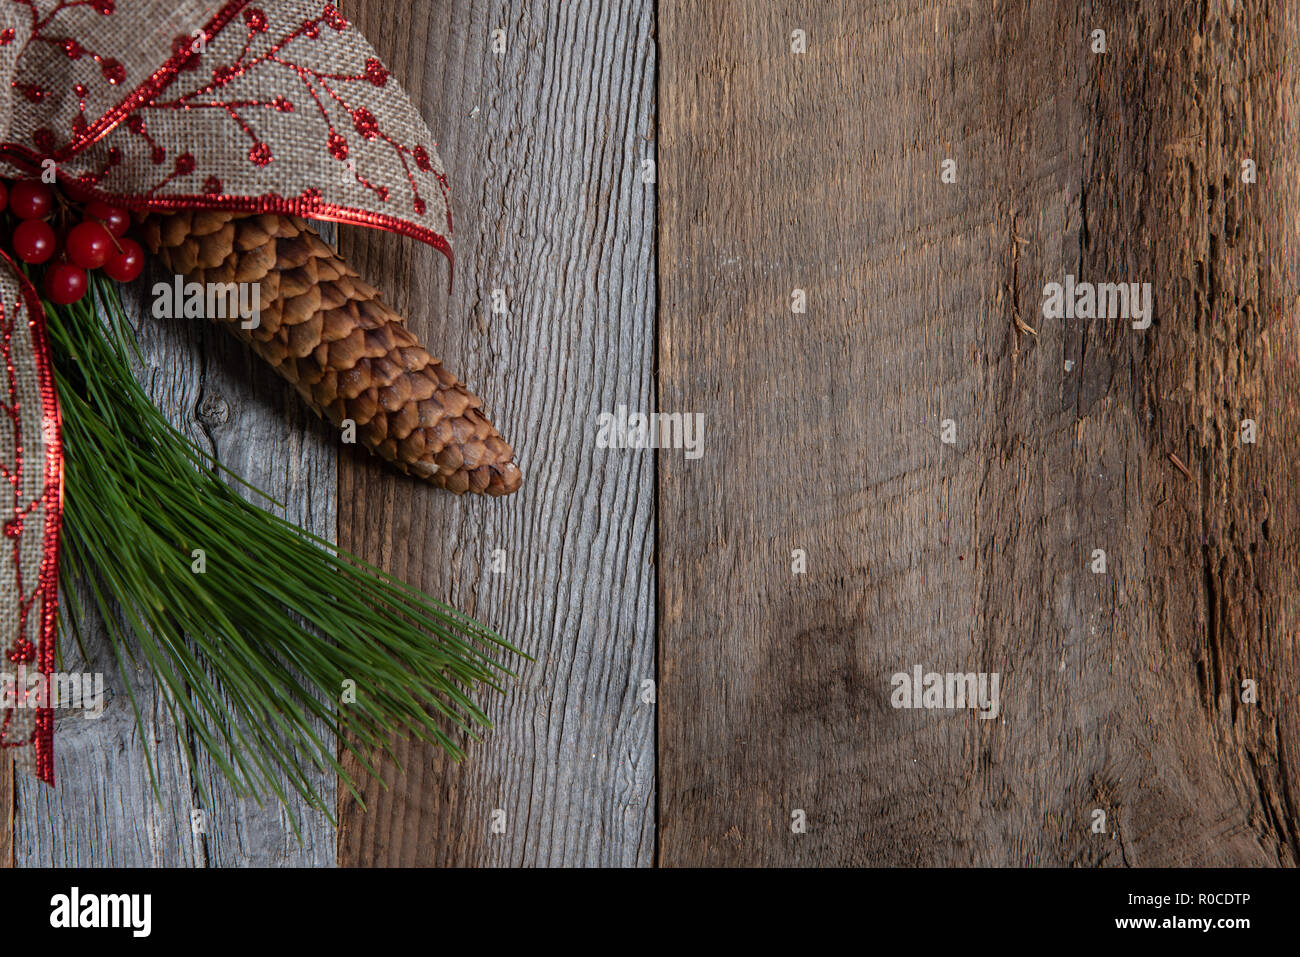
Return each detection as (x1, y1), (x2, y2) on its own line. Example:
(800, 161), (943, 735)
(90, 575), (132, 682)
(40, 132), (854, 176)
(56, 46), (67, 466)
(45, 272), (521, 825)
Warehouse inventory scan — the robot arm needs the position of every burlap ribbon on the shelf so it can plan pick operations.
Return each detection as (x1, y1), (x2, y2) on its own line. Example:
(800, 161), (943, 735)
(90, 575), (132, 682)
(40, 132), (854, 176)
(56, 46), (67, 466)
(0, 0), (453, 783)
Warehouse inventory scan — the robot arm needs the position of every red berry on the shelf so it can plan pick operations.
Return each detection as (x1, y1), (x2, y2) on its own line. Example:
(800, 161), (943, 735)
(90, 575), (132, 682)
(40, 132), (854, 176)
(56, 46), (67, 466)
(43, 263), (88, 305)
(84, 200), (130, 237)
(65, 221), (114, 269)
(11, 219), (56, 264)
(0, 181), (8, 215)
(101, 237), (144, 282)
(9, 180), (52, 219)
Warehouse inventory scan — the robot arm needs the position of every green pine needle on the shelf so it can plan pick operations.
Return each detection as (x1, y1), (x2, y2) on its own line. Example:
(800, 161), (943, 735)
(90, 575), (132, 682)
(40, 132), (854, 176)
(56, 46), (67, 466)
(42, 271), (521, 826)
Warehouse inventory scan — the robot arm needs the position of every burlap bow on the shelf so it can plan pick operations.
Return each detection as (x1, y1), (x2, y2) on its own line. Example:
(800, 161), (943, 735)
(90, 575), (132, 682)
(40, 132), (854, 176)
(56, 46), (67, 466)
(0, 0), (454, 783)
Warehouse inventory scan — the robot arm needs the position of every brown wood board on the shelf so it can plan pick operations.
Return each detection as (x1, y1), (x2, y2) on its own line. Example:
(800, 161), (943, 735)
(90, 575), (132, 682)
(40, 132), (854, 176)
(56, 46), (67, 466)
(657, 0), (1299, 866)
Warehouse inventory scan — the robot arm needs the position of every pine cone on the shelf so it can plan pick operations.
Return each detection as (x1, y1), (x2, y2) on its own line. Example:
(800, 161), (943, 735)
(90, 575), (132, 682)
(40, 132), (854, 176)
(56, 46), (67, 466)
(137, 211), (521, 496)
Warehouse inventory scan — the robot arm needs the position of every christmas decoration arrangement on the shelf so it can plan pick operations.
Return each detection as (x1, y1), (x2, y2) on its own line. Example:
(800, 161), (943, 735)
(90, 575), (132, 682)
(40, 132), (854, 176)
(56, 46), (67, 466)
(0, 0), (522, 819)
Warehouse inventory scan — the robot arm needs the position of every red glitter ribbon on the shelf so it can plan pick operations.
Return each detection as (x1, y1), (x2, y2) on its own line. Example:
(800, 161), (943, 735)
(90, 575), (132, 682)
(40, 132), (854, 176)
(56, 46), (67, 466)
(0, 255), (61, 784)
(0, 0), (454, 784)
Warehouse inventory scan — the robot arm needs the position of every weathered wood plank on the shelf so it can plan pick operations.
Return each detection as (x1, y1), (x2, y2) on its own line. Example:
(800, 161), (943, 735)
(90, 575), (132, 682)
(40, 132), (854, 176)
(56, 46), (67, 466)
(0, 745), (11, 867)
(337, 0), (656, 866)
(659, 0), (1298, 865)
(15, 242), (338, 866)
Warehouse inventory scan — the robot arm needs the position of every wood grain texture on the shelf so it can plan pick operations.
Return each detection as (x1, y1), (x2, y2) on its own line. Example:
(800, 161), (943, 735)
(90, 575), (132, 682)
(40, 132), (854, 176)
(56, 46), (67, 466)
(14, 247), (338, 867)
(659, 0), (1299, 866)
(336, 0), (656, 867)
(0, 748), (10, 868)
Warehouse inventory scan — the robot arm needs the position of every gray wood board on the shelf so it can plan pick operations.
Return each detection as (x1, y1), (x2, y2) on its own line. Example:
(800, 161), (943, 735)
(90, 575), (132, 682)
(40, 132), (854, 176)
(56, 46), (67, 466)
(336, 0), (656, 866)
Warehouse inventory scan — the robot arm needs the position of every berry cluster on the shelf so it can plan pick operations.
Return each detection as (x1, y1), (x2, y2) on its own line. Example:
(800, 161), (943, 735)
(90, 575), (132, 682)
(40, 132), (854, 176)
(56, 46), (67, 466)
(0, 180), (144, 305)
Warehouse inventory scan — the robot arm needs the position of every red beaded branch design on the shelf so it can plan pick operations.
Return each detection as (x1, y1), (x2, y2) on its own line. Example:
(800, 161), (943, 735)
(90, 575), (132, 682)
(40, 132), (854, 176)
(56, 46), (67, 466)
(134, 4), (452, 223)
(6, 2), (449, 229)
(3, 0), (455, 258)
